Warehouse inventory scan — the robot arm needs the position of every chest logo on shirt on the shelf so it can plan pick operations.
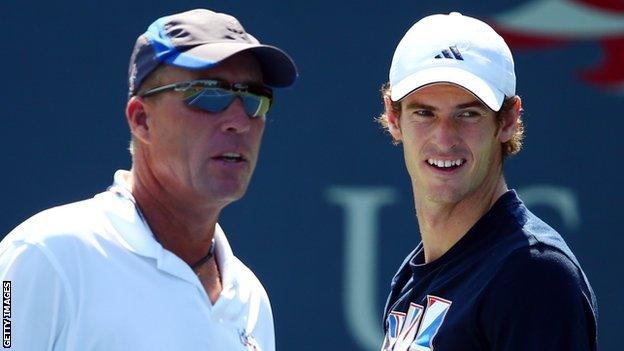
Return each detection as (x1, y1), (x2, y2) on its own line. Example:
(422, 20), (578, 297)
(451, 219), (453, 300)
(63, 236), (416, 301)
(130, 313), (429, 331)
(381, 295), (452, 351)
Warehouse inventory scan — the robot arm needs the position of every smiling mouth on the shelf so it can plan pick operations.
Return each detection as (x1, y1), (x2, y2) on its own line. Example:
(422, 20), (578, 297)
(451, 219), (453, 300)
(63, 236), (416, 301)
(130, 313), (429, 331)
(426, 158), (465, 171)
(213, 152), (247, 163)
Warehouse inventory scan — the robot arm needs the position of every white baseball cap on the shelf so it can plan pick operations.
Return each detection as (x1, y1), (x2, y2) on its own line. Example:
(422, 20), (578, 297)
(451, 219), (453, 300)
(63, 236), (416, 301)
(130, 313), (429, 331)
(389, 12), (516, 111)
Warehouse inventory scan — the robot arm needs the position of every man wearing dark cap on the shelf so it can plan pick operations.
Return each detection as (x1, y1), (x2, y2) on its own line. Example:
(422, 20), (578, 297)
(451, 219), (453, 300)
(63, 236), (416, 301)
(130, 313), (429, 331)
(377, 13), (597, 350)
(0, 9), (296, 350)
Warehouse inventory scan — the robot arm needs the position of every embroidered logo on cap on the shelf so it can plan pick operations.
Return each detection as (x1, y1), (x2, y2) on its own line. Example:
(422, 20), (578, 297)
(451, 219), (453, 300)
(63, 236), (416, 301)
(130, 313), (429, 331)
(434, 46), (463, 60)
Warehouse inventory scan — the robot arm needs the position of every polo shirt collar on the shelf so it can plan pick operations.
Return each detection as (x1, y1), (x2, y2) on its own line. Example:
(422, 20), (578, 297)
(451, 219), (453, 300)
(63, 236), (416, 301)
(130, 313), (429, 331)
(99, 170), (240, 290)
(98, 170), (159, 260)
(213, 223), (238, 289)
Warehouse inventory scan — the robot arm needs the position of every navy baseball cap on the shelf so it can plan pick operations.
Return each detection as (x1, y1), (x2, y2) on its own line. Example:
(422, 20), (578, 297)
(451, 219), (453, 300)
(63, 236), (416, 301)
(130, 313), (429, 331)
(128, 9), (298, 96)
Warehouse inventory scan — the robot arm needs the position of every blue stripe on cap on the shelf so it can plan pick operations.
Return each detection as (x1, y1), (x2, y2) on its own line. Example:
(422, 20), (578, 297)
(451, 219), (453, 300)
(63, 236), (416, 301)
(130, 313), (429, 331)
(144, 18), (177, 61)
(166, 51), (217, 68)
(144, 18), (217, 69)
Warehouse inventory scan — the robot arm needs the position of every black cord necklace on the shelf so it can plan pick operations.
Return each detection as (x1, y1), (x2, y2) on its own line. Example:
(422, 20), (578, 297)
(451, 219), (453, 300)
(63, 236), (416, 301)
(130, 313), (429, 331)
(191, 238), (216, 270)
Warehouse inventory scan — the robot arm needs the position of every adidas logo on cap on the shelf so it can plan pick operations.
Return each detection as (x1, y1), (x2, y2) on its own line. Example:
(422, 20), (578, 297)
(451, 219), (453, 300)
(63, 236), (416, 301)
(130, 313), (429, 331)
(434, 46), (463, 60)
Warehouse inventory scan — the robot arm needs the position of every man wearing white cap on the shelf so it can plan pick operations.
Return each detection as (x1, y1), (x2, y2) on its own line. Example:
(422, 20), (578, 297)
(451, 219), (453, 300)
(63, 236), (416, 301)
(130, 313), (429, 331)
(0, 9), (296, 351)
(378, 13), (597, 350)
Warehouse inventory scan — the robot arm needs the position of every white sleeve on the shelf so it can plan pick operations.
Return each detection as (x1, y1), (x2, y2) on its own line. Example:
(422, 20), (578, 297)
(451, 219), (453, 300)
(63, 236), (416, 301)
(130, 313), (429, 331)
(0, 242), (71, 351)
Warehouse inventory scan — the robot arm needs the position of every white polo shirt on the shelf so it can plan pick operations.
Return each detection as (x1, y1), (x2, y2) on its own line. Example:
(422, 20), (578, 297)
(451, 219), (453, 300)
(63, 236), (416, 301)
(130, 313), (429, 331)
(0, 170), (275, 351)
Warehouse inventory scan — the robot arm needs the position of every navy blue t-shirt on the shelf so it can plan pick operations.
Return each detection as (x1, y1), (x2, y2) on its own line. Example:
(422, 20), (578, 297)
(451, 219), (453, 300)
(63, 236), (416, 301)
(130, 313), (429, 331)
(381, 190), (597, 351)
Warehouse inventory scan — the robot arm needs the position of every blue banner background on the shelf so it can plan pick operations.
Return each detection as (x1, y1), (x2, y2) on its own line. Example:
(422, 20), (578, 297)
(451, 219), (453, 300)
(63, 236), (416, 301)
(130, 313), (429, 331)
(2, 1), (621, 349)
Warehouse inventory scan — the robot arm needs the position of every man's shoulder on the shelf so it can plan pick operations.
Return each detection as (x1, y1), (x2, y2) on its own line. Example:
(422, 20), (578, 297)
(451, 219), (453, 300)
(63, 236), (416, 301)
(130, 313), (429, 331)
(510, 204), (583, 268)
(495, 202), (591, 281)
(492, 243), (588, 288)
(1, 196), (107, 253)
(479, 200), (595, 306)
(480, 243), (598, 335)
(491, 195), (579, 266)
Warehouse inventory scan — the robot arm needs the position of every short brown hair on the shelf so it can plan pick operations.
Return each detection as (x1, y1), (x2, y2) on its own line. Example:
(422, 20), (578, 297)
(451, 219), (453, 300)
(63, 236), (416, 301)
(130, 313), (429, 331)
(376, 83), (524, 158)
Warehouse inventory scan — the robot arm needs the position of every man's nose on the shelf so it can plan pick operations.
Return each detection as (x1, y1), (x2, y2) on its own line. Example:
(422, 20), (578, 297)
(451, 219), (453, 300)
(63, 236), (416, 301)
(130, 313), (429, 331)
(220, 98), (251, 134)
(432, 117), (459, 150)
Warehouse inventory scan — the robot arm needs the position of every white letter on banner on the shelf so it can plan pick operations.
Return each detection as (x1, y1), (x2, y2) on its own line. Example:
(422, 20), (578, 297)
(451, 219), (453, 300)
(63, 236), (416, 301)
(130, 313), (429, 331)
(326, 187), (399, 351)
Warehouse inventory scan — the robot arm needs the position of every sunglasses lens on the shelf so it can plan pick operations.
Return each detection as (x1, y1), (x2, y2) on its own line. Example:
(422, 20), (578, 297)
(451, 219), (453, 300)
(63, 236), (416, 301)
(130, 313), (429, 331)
(242, 94), (271, 118)
(184, 87), (271, 117)
(184, 89), (236, 113)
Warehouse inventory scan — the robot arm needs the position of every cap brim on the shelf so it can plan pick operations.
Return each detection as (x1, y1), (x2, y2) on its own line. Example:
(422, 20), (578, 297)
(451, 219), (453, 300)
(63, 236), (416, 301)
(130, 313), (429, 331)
(165, 42), (298, 88)
(390, 67), (505, 111)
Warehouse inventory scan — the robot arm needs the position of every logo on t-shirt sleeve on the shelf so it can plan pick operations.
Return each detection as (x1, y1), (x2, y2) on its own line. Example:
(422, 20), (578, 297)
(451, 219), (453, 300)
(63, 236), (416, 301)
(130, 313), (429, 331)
(381, 295), (452, 351)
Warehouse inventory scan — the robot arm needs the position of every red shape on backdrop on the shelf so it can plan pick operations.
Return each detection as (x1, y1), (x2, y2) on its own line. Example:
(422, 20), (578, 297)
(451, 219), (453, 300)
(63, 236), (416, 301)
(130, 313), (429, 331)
(580, 37), (624, 87)
(488, 0), (624, 89)
(573, 0), (624, 13)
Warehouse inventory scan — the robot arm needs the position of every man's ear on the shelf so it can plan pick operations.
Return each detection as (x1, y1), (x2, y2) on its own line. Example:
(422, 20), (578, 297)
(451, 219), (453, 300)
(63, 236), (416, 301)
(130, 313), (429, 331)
(384, 96), (402, 142)
(126, 96), (151, 145)
(498, 96), (521, 143)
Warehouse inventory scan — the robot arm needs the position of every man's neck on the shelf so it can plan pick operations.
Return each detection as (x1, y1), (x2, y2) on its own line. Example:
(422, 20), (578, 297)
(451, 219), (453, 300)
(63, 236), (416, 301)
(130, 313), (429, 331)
(414, 176), (508, 264)
(128, 168), (222, 266)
